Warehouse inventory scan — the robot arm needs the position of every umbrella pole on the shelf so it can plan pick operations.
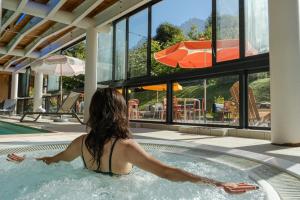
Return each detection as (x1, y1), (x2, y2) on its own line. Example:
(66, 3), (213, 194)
(204, 79), (207, 123)
(60, 64), (63, 105)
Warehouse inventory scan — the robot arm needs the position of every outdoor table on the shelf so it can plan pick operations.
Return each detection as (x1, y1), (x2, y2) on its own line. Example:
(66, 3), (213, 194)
(177, 98), (201, 122)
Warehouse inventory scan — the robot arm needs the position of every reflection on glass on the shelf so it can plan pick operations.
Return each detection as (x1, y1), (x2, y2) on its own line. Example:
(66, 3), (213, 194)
(127, 85), (167, 121)
(115, 19), (126, 80)
(47, 75), (60, 92)
(248, 72), (271, 127)
(216, 0), (239, 62)
(245, 0), (269, 56)
(151, 0), (212, 76)
(173, 75), (239, 125)
(97, 26), (113, 82)
(128, 9), (148, 78)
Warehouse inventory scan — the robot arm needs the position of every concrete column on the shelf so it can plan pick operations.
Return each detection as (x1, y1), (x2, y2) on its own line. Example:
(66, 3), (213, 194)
(84, 28), (98, 122)
(269, 0), (300, 144)
(10, 72), (18, 113)
(33, 72), (43, 112)
(10, 72), (18, 99)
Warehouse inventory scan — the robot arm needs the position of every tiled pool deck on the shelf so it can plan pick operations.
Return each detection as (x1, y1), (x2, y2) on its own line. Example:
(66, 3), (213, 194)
(0, 117), (300, 163)
(0, 116), (300, 164)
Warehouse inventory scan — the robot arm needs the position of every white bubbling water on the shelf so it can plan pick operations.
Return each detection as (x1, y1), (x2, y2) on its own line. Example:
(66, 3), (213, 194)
(0, 150), (265, 200)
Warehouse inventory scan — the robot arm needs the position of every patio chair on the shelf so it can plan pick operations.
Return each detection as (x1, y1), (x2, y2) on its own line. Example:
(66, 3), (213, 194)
(0, 99), (17, 115)
(190, 98), (201, 122)
(162, 97), (182, 120)
(223, 100), (238, 123)
(230, 82), (270, 126)
(128, 99), (140, 119)
(20, 92), (84, 124)
(153, 102), (164, 120)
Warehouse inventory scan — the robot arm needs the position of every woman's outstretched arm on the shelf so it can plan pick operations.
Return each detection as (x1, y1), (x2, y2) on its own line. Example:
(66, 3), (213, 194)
(124, 139), (258, 194)
(7, 135), (84, 165)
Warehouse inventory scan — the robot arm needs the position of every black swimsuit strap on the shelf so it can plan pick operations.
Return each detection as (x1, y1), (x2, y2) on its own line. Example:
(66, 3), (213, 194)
(81, 136), (119, 176)
(109, 138), (119, 174)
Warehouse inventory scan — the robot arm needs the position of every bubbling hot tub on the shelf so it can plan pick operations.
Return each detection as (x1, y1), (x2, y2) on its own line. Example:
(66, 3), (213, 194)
(1, 139), (299, 200)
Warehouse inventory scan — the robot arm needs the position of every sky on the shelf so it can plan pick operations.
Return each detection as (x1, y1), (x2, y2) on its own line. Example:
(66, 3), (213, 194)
(127, 0), (239, 48)
(152, 0), (212, 33)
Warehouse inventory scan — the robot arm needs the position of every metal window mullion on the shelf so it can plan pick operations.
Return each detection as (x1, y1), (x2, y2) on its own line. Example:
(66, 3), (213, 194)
(239, 71), (248, 128)
(112, 22), (116, 81)
(239, 0), (245, 58)
(212, 0), (217, 65)
(125, 17), (129, 80)
(166, 82), (173, 124)
(147, 6), (152, 77)
(125, 86), (129, 103)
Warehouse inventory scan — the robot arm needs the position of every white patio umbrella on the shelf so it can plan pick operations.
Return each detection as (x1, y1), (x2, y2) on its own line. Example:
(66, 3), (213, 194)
(31, 55), (85, 103)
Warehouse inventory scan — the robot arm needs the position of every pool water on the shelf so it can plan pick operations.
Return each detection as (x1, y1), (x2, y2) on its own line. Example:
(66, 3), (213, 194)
(0, 149), (265, 200)
(0, 121), (46, 134)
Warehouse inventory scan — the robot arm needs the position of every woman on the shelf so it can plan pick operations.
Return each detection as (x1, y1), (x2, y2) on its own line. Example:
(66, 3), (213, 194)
(7, 88), (258, 194)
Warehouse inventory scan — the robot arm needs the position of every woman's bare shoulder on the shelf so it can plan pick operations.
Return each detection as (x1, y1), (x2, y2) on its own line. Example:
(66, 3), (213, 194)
(117, 138), (138, 149)
(76, 134), (87, 141)
(70, 134), (88, 146)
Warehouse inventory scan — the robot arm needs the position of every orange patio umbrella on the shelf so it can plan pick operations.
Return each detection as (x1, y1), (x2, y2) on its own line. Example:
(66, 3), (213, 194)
(142, 83), (182, 91)
(216, 39), (240, 62)
(142, 83), (183, 102)
(154, 39), (240, 68)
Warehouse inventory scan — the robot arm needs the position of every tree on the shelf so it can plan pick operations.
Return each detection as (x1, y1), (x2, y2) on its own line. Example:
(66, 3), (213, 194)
(151, 23), (187, 76)
(128, 41), (148, 78)
(216, 14), (239, 39)
(187, 24), (201, 40)
(154, 23), (186, 47)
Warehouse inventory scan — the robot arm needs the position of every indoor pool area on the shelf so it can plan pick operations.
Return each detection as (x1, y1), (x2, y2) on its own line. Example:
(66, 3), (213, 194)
(1, 138), (300, 200)
(1, 0), (300, 199)
(0, 118), (300, 200)
(0, 120), (48, 135)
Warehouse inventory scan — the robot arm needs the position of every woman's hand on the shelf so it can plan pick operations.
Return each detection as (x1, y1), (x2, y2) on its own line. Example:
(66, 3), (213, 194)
(6, 153), (25, 163)
(218, 182), (259, 194)
(6, 153), (53, 165)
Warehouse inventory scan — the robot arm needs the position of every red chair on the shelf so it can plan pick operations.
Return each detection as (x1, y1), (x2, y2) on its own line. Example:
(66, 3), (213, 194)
(128, 99), (139, 119)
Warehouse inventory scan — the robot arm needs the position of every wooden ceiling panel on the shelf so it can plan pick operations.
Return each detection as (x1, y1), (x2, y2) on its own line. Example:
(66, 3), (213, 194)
(0, 14), (33, 46)
(0, 55), (14, 65)
(18, 21), (56, 49)
(87, 0), (118, 18)
(35, 26), (75, 51)
(60, 0), (85, 12)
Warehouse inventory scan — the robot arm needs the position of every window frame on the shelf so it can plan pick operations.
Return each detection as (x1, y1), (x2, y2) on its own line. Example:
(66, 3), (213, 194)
(96, 0), (270, 130)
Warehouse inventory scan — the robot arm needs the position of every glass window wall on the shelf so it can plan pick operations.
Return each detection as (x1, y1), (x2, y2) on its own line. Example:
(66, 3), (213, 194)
(216, 0), (239, 62)
(115, 19), (127, 80)
(173, 75), (239, 125)
(97, 25), (113, 82)
(127, 84), (167, 121)
(151, 0), (212, 76)
(128, 9), (148, 78)
(248, 72), (270, 127)
(245, 0), (269, 56)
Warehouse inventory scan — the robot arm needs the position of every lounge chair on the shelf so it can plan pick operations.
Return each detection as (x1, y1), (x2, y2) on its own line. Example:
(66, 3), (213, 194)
(20, 92), (84, 124)
(230, 82), (270, 126)
(0, 99), (17, 115)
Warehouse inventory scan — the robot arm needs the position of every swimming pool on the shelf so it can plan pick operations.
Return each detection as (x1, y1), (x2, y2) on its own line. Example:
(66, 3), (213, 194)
(1, 140), (299, 200)
(0, 120), (47, 135)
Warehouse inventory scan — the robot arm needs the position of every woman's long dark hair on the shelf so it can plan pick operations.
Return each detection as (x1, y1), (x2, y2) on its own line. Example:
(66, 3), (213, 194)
(85, 88), (131, 169)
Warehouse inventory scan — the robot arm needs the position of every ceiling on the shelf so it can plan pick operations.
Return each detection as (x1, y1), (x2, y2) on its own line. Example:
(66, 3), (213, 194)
(0, 0), (149, 73)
